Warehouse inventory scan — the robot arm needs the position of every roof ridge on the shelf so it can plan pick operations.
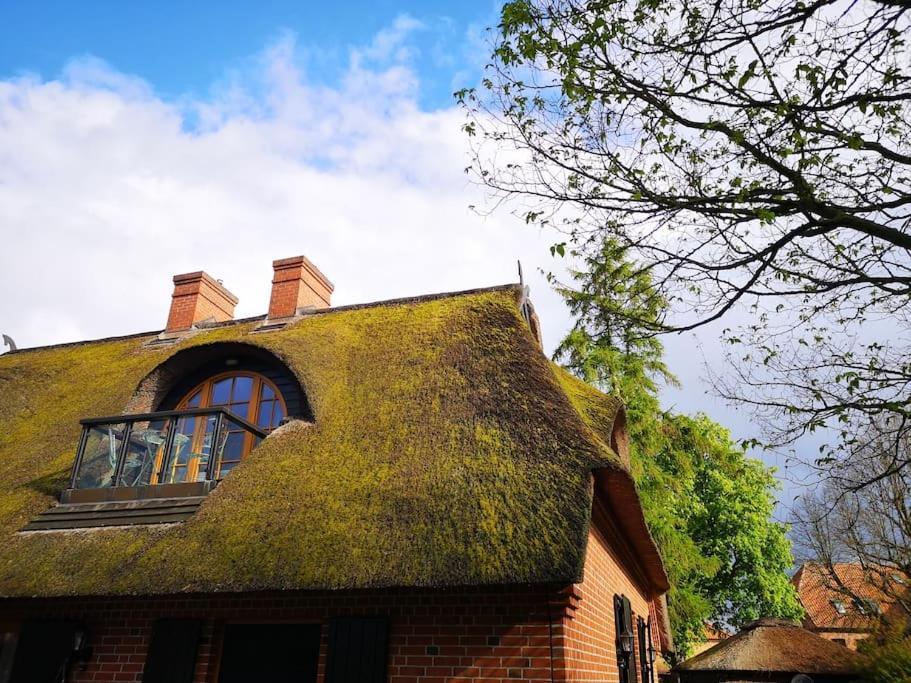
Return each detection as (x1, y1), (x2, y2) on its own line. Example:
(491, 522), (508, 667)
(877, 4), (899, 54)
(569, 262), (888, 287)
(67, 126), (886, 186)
(3, 283), (523, 356)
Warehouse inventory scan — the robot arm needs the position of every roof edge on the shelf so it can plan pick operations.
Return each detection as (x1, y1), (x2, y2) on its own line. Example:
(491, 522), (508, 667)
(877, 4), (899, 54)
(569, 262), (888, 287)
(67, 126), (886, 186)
(3, 283), (524, 356)
(594, 467), (670, 594)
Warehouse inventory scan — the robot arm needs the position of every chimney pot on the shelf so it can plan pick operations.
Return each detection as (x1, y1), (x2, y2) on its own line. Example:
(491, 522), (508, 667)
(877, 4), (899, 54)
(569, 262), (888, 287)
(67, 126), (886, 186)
(268, 256), (334, 319)
(166, 271), (238, 332)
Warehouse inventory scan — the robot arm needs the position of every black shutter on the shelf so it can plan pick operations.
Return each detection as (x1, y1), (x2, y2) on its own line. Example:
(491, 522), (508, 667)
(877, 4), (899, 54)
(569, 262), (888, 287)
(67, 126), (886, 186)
(142, 619), (202, 683)
(10, 620), (78, 683)
(646, 616), (655, 683)
(623, 598), (638, 683)
(613, 596), (629, 683)
(325, 617), (389, 683)
(637, 616), (650, 683)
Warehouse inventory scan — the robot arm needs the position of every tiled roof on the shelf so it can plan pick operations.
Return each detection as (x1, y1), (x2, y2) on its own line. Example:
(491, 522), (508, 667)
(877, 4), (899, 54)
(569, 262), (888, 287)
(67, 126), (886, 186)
(792, 562), (908, 631)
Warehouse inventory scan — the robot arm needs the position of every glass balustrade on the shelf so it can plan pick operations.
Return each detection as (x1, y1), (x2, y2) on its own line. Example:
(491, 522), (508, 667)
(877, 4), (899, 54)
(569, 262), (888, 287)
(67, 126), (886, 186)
(70, 408), (267, 490)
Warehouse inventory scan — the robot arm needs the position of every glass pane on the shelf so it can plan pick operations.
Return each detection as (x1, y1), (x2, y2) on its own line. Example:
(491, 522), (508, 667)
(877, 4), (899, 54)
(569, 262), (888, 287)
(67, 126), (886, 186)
(183, 390), (202, 408)
(218, 461), (238, 477)
(228, 402), (249, 420)
(170, 465), (188, 483)
(256, 400), (274, 429)
(222, 431), (245, 460)
(158, 414), (216, 484)
(117, 419), (169, 487)
(233, 376), (253, 402)
(73, 423), (125, 488)
(211, 417), (253, 479)
(211, 378), (232, 405)
(261, 384), (275, 399)
(271, 404), (284, 429)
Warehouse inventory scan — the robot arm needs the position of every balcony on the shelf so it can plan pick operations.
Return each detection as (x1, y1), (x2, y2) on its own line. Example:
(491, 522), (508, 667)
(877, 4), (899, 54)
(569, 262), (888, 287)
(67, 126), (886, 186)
(61, 407), (267, 505)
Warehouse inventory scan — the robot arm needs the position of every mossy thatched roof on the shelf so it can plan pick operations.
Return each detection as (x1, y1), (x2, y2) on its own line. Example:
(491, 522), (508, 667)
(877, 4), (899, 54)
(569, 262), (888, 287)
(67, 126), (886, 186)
(0, 285), (665, 597)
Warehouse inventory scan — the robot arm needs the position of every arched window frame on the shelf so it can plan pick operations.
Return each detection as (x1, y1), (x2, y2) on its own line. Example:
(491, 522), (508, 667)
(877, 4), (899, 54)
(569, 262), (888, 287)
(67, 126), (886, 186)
(177, 370), (288, 431)
(161, 371), (287, 482)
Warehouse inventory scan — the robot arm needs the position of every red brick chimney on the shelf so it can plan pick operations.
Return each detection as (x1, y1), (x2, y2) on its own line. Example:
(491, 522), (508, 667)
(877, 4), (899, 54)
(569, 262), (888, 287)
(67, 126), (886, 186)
(268, 256), (334, 319)
(166, 271), (238, 332)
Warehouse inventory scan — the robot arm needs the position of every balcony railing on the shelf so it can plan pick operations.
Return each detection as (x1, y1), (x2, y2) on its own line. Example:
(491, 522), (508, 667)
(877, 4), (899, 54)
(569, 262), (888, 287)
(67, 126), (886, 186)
(69, 408), (267, 491)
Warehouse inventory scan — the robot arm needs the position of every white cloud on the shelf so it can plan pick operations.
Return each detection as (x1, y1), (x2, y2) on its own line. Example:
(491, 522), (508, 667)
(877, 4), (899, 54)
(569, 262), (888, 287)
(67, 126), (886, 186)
(0, 28), (568, 355)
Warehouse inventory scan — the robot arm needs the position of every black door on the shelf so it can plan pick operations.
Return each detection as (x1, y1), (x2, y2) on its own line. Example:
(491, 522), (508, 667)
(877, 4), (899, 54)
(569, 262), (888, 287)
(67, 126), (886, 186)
(217, 623), (321, 683)
(9, 620), (78, 683)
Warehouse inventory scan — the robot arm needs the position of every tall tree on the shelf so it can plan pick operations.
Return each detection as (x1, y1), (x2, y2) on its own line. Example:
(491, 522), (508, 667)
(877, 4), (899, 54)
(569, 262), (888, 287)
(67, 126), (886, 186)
(458, 0), (911, 491)
(554, 242), (803, 657)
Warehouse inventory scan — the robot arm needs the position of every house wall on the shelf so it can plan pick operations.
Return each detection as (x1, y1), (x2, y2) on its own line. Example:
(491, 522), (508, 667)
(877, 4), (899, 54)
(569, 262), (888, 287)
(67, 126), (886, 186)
(0, 587), (563, 683)
(0, 517), (662, 683)
(556, 498), (658, 683)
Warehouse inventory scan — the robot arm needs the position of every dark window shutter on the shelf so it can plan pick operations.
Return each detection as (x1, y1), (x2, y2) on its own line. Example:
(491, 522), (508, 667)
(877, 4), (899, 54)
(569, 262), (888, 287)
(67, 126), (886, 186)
(637, 616), (650, 683)
(142, 619), (201, 683)
(613, 596), (629, 683)
(10, 620), (78, 683)
(614, 596), (640, 683)
(624, 598), (638, 683)
(325, 617), (389, 683)
(646, 616), (655, 683)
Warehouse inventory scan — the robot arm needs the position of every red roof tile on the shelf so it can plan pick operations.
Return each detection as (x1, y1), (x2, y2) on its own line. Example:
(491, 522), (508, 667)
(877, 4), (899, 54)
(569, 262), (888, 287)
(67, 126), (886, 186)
(792, 563), (908, 631)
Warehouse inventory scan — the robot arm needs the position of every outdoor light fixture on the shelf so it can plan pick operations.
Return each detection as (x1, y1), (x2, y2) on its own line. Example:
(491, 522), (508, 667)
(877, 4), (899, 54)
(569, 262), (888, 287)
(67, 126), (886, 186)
(225, 358), (239, 366)
(72, 626), (93, 668)
(619, 630), (635, 654)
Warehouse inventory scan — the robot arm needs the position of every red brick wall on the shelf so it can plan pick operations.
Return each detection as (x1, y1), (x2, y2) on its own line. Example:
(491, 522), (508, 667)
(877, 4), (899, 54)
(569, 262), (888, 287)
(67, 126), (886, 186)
(0, 587), (562, 683)
(556, 498), (658, 682)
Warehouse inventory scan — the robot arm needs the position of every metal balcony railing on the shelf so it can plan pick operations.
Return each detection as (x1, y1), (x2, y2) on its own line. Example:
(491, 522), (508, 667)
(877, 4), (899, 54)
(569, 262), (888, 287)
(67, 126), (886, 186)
(69, 408), (267, 490)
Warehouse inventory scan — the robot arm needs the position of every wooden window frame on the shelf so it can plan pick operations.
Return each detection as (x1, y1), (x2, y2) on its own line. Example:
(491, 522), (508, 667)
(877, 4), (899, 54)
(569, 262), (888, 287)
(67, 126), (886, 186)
(156, 372), (287, 482)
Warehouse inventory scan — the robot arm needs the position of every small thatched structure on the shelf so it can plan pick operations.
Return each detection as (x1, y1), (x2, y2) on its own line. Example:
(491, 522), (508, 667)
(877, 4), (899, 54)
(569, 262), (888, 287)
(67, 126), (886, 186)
(674, 619), (862, 683)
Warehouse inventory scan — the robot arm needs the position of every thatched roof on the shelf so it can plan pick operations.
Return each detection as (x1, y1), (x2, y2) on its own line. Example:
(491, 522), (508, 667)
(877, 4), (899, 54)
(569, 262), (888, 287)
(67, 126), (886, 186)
(676, 619), (860, 675)
(0, 285), (667, 598)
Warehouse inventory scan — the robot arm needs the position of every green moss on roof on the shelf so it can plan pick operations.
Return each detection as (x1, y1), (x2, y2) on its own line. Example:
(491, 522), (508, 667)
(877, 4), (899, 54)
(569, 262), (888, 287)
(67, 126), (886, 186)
(0, 287), (627, 597)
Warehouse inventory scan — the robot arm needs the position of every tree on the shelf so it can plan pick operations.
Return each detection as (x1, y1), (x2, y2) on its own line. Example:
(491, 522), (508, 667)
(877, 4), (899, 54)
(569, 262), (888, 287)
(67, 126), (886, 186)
(792, 418), (911, 617)
(458, 0), (911, 491)
(554, 241), (803, 657)
(857, 615), (911, 683)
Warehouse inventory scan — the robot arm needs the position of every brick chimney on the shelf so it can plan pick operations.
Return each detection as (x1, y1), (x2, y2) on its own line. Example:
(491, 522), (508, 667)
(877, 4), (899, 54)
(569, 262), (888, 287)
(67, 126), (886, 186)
(268, 256), (334, 319)
(166, 271), (238, 332)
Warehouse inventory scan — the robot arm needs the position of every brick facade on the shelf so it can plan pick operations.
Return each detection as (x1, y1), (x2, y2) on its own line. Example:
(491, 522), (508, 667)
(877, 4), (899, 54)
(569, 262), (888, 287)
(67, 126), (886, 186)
(558, 499), (658, 682)
(0, 502), (660, 683)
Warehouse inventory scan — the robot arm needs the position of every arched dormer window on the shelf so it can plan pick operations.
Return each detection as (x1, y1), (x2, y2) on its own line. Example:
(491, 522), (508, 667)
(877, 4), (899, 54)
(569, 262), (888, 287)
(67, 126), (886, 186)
(171, 371), (286, 480)
(68, 343), (307, 497)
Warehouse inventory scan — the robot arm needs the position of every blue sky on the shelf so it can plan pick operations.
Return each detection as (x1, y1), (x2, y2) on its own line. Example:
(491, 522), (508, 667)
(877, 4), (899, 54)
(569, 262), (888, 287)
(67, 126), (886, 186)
(0, 2), (811, 512)
(1, 1), (495, 109)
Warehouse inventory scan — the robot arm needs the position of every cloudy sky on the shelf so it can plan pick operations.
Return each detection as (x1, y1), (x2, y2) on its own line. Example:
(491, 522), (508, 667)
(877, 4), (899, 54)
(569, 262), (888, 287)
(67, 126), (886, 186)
(0, 2), (807, 508)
